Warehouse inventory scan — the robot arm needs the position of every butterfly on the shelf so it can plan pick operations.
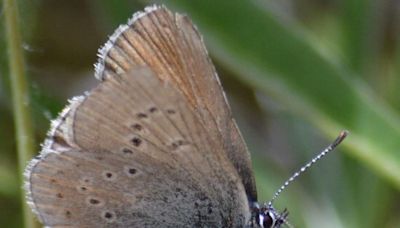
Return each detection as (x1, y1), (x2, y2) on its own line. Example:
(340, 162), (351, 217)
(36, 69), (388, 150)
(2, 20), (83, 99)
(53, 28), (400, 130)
(25, 5), (347, 228)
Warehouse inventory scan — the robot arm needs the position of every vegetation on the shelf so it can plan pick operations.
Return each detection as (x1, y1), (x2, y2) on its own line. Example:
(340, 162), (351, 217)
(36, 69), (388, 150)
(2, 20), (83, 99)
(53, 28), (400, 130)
(1, 0), (399, 227)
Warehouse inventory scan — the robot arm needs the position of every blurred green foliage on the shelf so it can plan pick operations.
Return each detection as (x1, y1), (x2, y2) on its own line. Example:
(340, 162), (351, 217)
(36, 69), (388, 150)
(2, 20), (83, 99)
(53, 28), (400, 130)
(0, 0), (399, 227)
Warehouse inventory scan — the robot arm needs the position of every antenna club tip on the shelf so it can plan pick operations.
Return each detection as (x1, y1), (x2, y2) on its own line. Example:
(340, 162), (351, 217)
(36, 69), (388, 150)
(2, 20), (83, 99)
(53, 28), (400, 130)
(338, 130), (349, 142)
(332, 130), (349, 147)
(340, 130), (349, 137)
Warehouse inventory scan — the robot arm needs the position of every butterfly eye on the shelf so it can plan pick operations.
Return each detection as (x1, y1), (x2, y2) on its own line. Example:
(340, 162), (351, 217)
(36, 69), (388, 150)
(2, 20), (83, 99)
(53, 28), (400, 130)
(262, 211), (275, 228)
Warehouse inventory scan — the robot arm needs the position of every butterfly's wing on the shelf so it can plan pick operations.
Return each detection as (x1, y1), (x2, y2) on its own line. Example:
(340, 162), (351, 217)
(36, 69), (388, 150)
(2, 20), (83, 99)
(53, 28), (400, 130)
(95, 5), (257, 202)
(26, 67), (250, 227)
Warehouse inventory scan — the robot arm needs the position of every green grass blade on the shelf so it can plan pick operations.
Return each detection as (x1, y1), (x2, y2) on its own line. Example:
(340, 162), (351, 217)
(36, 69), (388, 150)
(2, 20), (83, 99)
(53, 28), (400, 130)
(340, 0), (375, 73)
(3, 0), (40, 227)
(164, 1), (400, 190)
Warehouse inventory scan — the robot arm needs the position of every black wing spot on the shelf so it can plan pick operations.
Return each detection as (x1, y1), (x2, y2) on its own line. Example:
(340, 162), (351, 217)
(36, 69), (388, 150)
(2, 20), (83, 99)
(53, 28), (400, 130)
(166, 109), (176, 114)
(131, 123), (143, 131)
(89, 198), (100, 205)
(131, 137), (142, 147)
(124, 166), (138, 177)
(102, 171), (117, 181)
(122, 148), (133, 154)
(104, 212), (113, 219)
(149, 107), (158, 113)
(102, 211), (116, 222)
(128, 168), (137, 174)
(137, 113), (148, 118)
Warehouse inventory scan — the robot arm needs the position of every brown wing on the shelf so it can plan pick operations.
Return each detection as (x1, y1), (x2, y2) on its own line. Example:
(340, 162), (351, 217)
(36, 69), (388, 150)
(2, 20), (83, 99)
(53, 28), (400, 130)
(25, 67), (250, 227)
(95, 5), (257, 201)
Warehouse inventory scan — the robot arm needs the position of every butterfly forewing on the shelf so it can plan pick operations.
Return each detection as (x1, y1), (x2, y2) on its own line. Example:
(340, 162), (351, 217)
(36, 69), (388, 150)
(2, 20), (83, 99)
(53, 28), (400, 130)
(96, 5), (257, 202)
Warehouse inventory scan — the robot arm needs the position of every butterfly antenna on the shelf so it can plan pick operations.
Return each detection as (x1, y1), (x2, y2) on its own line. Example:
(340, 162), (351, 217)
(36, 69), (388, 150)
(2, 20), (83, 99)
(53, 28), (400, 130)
(268, 130), (349, 207)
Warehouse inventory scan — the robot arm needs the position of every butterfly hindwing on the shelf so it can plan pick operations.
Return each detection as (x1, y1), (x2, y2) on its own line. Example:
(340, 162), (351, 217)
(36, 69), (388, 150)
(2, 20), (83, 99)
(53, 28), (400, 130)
(26, 67), (250, 227)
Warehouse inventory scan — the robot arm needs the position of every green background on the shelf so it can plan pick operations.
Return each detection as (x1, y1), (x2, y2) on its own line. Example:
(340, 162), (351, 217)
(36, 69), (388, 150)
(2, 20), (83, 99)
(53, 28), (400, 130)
(1, 0), (399, 227)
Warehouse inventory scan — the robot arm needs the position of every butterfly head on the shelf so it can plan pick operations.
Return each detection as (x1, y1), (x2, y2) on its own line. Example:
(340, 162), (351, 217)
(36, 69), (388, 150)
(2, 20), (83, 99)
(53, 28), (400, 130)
(249, 202), (289, 228)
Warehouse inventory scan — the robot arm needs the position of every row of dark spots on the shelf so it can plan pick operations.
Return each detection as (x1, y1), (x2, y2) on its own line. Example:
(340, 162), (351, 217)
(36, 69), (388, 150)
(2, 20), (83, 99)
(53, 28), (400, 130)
(51, 170), (65, 201)
(121, 136), (141, 155)
(74, 171), (137, 195)
(74, 171), (133, 195)
(103, 167), (138, 180)
(128, 136), (188, 151)
(136, 107), (176, 120)
(129, 107), (178, 148)
(85, 197), (115, 222)
(126, 138), (187, 151)
(135, 106), (157, 120)
(131, 107), (177, 133)
(63, 208), (115, 222)
(65, 195), (115, 222)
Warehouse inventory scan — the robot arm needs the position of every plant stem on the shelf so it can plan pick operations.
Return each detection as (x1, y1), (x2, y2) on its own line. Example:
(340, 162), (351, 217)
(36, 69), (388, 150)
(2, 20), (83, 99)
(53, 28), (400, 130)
(3, 0), (40, 227)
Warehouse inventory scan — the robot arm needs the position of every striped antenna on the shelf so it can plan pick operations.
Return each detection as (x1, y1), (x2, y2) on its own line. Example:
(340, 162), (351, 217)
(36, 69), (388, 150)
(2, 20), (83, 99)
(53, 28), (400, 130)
(267, 130), (349, 207)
